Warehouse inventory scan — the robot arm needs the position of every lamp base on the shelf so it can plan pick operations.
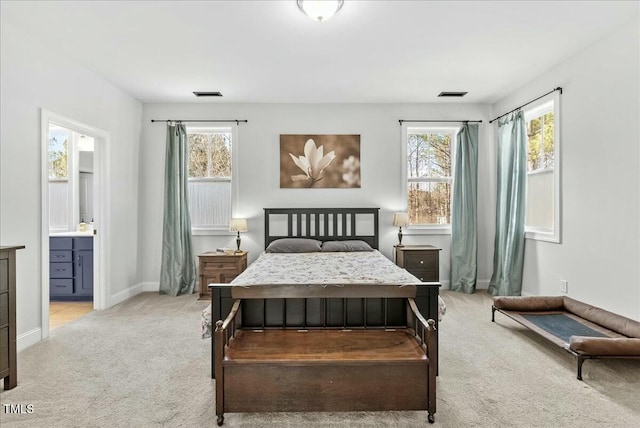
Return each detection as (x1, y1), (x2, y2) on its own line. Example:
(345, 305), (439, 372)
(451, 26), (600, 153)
(397, 227), (404, 246)
(235, 233), (241, 253)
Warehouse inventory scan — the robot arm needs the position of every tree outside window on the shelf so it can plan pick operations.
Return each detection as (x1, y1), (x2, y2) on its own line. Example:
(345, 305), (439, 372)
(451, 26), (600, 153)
(527, 111), (554, 171)
(49, 130), (69, 179)
(187, 128), (233, 230)
(406, 129), (454, 225)
(525, 101), (555, 232)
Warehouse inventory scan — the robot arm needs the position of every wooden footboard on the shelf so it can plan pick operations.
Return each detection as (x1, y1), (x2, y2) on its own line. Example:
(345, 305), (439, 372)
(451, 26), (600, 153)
(209, 282), (441, 378)
(214, 290), (437, 425)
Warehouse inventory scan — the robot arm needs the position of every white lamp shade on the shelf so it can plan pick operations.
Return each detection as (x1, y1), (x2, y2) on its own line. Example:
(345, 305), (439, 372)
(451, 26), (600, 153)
(229, 218), (248, 233)
(297, 0), (344, 22)
(393, 212), (410, 227)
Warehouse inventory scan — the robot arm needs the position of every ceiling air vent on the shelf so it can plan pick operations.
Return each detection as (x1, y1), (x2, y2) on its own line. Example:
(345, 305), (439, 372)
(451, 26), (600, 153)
(193, 91), (223, 97)
(438, 91), (468, 98)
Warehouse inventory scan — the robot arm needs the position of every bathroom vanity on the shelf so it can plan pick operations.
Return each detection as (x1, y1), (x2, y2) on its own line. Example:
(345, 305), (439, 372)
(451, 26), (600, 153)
(49, 233), (93, 301)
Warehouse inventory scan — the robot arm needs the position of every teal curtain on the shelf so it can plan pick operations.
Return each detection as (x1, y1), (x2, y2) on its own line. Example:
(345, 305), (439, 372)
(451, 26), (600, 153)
(450, 123), (479, 293)
(160, 123), (196, 296)
(488, 111), (527, 296)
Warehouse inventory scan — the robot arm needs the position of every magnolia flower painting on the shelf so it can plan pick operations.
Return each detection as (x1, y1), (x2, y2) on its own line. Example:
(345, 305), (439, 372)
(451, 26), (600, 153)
(280, 134), (361, 188)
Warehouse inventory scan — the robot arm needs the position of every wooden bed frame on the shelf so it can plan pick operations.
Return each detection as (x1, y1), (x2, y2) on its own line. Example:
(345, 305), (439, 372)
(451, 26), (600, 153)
(209, 208), (441, 374)
(214, 284), (437, 425)
(209, 208), (440, 424)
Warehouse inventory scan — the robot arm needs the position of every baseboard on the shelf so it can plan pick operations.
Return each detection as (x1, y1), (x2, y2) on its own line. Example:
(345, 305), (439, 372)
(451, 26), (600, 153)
(142, 281), (160, 292)
(17, 328), (42, 352)
(108, 282), (157, 307)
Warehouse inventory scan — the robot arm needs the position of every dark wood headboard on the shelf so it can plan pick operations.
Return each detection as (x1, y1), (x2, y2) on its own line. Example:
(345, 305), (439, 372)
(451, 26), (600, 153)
(264, 208), (380, 250)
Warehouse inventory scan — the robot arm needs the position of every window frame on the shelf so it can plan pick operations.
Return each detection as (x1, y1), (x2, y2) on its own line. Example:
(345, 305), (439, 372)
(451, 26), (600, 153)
(186, 124), (239, 236)
(47, 125), (81, 233)
(523, 91), (561, 243)
(401, 124), (458, 234)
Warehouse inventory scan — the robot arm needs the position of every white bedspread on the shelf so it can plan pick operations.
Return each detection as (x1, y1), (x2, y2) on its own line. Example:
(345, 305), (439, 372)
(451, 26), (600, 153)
(201, 250), (446, 338)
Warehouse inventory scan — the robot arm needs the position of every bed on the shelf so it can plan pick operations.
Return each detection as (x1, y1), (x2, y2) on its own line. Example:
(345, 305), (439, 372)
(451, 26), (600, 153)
(201, 208), (445, 360)
(202, 208), (443, 424)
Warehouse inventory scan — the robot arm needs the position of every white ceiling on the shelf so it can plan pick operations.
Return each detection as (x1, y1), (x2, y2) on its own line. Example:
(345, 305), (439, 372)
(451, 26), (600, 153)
(1, 1), (637, 104)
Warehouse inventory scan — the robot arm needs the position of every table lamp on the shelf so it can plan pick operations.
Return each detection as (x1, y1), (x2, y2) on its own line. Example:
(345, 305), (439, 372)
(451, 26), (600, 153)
(229, 218), (248, 252)
(393, 212), (409, 246)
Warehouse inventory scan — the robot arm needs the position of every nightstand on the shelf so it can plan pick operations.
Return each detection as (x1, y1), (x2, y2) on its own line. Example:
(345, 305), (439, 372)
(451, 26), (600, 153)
(394, 245), (440, 282)
(198, 251), (247, 300)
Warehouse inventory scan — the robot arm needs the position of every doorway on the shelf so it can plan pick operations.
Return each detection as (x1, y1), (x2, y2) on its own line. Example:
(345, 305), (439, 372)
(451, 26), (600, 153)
(41, 110), (109, 338)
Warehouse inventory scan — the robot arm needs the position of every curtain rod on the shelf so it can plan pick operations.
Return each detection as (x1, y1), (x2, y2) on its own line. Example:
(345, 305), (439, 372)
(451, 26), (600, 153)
(398, 119), (482, 125)
(489, 87), (562, 124)
(150, 119), (248, 125)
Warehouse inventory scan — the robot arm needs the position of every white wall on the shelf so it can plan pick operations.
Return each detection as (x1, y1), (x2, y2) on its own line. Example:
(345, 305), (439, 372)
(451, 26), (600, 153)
(139, 103), (494, 290)
(0, 23), (143, 348)
(491, 19), (640, 320)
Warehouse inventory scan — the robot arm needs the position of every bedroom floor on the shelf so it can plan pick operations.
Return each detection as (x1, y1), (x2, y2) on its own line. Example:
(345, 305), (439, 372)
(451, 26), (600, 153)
(49, 301), (93, 330)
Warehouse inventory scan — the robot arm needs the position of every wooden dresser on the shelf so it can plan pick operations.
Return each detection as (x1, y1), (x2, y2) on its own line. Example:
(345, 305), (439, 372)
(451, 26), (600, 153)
(198, 251), (247, 300)
(1, 245), (24, 390)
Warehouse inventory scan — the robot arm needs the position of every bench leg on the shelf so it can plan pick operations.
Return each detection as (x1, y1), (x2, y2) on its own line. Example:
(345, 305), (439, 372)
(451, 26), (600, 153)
(577, 356), (586, 381)
(428, 413), (435, 423)
(491, 305), (497, 322)
(217, 415), (224, 426)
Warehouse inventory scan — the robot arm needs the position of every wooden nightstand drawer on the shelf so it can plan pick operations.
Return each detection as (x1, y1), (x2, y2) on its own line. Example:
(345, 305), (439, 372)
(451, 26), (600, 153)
(405, 253), (438, 271)
(202, 259), (239, 272)
(410, 270), (438, 282)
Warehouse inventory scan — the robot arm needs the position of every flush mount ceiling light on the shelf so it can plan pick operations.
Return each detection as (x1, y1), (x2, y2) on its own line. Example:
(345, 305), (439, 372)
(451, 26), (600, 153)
(297, 0), (344, 22)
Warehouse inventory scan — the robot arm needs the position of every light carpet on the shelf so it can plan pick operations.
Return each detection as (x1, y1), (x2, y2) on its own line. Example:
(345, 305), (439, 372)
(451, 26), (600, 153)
(1, 290), (639, 427)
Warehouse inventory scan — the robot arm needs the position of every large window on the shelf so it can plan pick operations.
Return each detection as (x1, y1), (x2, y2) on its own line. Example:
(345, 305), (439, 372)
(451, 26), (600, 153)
(404, 127), (456, 228)
(187, 126), (236, 232)
(524, 92), (560, 242)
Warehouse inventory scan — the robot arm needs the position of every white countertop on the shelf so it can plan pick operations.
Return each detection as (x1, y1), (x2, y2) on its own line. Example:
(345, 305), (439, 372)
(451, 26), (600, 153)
(49, 231), (94, 237)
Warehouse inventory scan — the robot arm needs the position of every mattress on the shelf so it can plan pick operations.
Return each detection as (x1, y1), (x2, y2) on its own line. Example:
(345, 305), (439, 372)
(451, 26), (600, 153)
(201, 250), (446, 338)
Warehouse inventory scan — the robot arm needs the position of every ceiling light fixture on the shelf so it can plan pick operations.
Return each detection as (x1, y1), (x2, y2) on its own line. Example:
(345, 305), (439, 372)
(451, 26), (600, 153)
(297, 0), (344, 22)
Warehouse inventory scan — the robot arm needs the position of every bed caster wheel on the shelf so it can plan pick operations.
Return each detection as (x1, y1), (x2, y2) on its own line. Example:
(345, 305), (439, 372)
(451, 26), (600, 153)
(217, 415), (224, 426)
(428, 413), (435, 424)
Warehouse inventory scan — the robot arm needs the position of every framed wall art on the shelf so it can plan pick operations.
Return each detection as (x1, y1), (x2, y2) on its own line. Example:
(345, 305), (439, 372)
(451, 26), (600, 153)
(280, 134), (361, 188)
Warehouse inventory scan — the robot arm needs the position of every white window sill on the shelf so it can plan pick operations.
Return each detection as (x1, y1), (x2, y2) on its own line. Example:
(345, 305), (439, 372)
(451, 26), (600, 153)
(192, 227), (233, 236)
(525, 229), (560, 243)
(403, 226), (451, 236)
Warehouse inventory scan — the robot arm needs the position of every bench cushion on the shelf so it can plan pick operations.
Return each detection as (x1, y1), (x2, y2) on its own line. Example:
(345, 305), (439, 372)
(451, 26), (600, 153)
(570, 336), (640, 356)
(563, 297), (640, 339)
(493, 296), (564, 312)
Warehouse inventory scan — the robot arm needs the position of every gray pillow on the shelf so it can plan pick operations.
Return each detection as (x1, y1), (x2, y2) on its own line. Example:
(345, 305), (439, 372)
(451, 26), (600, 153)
(322, 240), (373, 252)
(265, 238), (322, 253)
